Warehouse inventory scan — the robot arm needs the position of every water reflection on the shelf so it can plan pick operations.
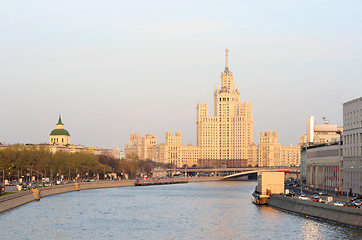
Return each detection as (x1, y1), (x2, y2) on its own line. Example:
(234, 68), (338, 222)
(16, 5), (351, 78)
(0, 181), (361, 240)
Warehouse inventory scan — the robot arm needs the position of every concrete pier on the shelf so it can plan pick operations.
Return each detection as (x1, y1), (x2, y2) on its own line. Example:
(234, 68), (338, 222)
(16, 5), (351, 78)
(268, 194), (362, 228)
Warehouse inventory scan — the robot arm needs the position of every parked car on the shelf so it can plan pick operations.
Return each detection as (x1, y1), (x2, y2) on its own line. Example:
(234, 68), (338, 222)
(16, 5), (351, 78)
(21, 183), (28, 190)
(319, 198), (327, 203)
(319, 191), (327, 196)
(344, 202), (360, 209)
(351, 195), (362, 202)
(312, 195), (320, 202)
(43, 182), (52, 187)
(352, 200), (361, 207)
(285, 190), (295, 197)
(299, 196), (311, 201)
(333, 201), (344, 207)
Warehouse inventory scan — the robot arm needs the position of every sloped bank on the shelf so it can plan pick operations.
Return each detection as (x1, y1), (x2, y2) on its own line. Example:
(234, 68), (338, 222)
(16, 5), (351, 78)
(268, 194), (362, 228)
(0, 180), (135, 213)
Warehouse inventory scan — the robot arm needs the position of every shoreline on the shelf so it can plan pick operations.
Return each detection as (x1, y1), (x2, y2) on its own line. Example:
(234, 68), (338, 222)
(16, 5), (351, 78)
(0, 176), (222, 214)
(268, 194), (362, 228)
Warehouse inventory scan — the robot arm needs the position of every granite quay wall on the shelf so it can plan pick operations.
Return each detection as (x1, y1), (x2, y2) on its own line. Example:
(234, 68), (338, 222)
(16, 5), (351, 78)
(188, 176), (223, 182)
(0, 180), (135, 213)
(0, 190), (35, 213)
(268, 194), (362, 228)
(0, 177), (221, 214)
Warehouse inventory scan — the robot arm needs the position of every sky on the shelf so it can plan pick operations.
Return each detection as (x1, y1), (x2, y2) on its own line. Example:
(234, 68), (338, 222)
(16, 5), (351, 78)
(1, 1), (361, 150)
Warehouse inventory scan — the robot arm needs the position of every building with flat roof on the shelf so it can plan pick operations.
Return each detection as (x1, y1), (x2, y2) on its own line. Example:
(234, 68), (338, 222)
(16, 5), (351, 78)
(304, 142), (341, 192)
(300, 116), (342, 182)
(258, 131), (300, 167)
(343, 97), (362, 195)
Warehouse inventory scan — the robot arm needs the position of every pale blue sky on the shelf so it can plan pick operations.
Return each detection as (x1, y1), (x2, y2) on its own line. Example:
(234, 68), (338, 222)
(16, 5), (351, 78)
(1, 1), (361, 149)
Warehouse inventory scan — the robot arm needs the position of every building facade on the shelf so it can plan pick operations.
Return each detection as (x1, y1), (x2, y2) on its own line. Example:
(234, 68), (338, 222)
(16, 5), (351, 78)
(343, 97), (362, 195)
(125, 131), (201, 168)
(197, 49), (253, 163)
(258, 131), (300, 167)
(305, 143), (341, 191)
(300, 116), (342, 182)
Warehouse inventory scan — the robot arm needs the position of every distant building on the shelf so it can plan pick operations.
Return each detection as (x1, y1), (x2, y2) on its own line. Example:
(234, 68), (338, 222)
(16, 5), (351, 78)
(124, 50), (302, 169)
(304, 142), (341, 192)
(49, 115), (71, 145)
(343, 97), (362, 195)
(197, 49), (253, 164)
(47, 115), (119, 158)
(258, 131), (300, 167)
(300, 116), (342, 182)
(125, 131), (200, 168)
(300, 116), (342, 145)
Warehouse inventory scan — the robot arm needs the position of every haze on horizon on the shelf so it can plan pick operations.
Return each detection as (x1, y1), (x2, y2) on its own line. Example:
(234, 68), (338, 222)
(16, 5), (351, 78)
(1, 1), (361, 150)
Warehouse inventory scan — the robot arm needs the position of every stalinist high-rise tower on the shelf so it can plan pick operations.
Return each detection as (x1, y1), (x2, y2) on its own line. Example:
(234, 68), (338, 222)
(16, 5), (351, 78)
(197, 50), (253, 164)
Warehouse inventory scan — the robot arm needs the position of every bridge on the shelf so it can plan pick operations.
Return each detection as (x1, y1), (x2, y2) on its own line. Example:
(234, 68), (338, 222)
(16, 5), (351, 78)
(222, 168), (300, 180)
(178, 167), (300, 180)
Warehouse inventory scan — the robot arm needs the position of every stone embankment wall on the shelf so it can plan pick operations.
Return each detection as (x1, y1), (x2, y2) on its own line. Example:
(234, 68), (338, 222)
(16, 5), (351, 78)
(0, 177), (221, 213)
(268, 194), (362, 228)
(0, 180), (135, 213)
(188, 176), (222, 182)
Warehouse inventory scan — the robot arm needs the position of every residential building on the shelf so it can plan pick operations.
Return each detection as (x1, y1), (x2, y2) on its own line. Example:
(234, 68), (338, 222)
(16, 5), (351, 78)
(197, 49), (253, 164)
(258, 131), (300, 167)
(343, 97), (362, 195)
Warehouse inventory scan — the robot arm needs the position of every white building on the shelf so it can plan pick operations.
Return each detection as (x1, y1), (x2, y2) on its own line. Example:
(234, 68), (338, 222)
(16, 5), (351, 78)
(343, 97), (362, 195)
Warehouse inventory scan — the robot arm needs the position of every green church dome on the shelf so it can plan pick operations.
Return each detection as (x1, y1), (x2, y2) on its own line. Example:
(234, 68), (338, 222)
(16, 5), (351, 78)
(50, 129), (70, 136)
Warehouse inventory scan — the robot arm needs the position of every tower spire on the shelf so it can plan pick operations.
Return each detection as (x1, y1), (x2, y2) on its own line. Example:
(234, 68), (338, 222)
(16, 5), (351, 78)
(224, 49), (229, 74)
(57, 115), (63, 125)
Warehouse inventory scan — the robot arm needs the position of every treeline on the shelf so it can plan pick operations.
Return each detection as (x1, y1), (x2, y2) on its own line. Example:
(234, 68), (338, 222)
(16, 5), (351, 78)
(101, 152), (175, 179)
(0, 145), (174, 181)
(0, 144), (110, 181)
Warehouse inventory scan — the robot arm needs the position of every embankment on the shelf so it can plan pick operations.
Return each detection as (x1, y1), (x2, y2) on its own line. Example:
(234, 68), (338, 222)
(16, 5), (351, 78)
(268, 194), (362, 228)
(0, 176), (222, 213)
(0, 180), (135, 213)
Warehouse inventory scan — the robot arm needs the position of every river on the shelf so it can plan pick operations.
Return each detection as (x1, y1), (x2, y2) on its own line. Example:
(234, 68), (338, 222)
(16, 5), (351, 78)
(0, 181), (361, 239)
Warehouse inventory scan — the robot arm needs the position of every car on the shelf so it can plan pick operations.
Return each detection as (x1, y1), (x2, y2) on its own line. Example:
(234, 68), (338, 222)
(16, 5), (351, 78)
(285, 190), (295, 197)
(319, 198), (327, 203)
(43, 182), (52, 187)
(319, 191), (327, 196)
(352, 200), (361, 207)
(21, 183), (28, 190)
(351, 195), (362, 202)
(312, 195), (320, 202)
(333, 201), (344, 207)
(299, 196), (311, 201)
(344, 202), (360, 209)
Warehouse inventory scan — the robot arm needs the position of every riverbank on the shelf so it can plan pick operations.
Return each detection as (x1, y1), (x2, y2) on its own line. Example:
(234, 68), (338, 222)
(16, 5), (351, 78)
(268, 194), (362, 228)
(0, 176), (222, 213)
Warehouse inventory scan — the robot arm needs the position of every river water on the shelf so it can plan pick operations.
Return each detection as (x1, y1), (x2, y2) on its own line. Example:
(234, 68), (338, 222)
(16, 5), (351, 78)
(0, 181), (361, 239)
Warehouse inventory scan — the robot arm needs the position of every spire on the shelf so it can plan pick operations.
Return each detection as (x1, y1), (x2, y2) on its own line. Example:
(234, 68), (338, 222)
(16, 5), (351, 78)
(224, 49), (229, 74)
(57, 115), (63, 125)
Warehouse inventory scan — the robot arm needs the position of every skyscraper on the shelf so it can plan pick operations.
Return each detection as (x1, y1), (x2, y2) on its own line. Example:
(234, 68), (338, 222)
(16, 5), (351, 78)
(197, 50), (253, 164)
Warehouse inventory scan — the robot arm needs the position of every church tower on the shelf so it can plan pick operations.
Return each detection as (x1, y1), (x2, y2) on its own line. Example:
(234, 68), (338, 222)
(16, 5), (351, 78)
(49, 115), (71, 145)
